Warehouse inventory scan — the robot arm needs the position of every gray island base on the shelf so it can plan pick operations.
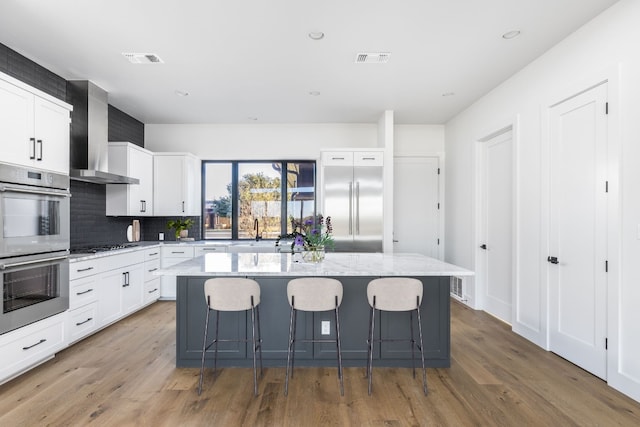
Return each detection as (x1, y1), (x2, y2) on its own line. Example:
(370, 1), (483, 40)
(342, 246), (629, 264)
(159, 252), (473, 369)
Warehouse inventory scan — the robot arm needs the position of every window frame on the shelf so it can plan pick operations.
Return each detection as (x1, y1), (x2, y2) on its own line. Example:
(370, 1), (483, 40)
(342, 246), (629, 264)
(201, 159), (317, 240)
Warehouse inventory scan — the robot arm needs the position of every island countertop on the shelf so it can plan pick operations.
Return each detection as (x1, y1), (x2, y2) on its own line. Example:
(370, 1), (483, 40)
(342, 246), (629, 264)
(156, 252), (474, 277)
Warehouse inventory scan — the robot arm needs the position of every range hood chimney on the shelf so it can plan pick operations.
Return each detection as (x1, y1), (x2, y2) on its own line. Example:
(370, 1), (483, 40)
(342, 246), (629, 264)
(67, 81), (139, 184)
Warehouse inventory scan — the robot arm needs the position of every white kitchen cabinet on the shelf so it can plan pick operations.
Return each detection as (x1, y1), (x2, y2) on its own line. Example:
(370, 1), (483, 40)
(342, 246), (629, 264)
(0, 312), (66, 385)
(160, 246), (195, 300)
(0, 73), (71, 174)
(106, 142), (154, 216)
(143, 248), (161, 304)
(99, 251), (145, 326)
(67, 258), (102, 344)
(153, 153), (201, 216)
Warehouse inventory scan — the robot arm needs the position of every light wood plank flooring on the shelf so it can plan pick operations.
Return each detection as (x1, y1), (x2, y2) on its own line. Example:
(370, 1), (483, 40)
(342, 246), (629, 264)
(1, 300), (639, 426)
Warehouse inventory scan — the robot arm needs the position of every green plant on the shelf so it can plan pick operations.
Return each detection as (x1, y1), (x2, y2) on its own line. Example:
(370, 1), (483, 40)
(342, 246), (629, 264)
(276, 214), (334, 252)
(167, 218), (194, 239)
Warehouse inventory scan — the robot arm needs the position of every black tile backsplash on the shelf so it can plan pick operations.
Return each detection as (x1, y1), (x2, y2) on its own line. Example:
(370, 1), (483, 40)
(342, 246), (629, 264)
(70, 181), (201, 248)
(108, 105), (144, 147)
(1, 42), (201, 247)
(0, 43), (66, 101)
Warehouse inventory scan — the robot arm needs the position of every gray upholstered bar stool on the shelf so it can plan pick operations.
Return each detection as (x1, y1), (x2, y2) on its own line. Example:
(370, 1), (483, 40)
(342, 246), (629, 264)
(198, 278), (263, 396)
(285, 277), (344, 396)
(366, 277), (427, 395)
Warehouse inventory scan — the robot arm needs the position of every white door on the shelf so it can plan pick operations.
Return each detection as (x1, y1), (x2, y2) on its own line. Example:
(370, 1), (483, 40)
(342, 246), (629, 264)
(549, 83), (608, 379)
(479, 130), (513, 323)
(393, 157), (440, 258)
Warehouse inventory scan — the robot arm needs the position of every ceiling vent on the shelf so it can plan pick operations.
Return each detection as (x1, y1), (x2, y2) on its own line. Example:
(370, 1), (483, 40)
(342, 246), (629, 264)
(355, 52), (391, 64)
(122, 52), (164, 64)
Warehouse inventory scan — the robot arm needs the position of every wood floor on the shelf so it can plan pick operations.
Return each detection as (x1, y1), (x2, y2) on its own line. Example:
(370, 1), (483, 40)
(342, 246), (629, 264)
(1, 300), (639, 426)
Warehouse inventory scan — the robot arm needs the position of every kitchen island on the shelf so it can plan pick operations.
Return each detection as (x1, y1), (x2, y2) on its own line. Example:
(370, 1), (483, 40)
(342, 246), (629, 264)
(157, 252), (473, 368)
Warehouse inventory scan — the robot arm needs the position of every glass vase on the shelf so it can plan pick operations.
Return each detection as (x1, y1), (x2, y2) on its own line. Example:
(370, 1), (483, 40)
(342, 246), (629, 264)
(302, 246), (325, 263)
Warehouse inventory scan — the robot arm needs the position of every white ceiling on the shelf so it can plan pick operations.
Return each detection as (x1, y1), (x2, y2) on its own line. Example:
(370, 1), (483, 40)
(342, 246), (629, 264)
(0, 0), (619, 125)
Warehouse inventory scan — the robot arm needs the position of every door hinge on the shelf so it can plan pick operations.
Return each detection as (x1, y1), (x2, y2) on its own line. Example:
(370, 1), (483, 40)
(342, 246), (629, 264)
(605, 338), (608, 350)
(437, 238), (440, 245)
(605, 181), (609, 193)
(437, 168), (440, 175)
(605, 260), (608, 272)
(437, 202), (440, 210)
(605, 102), (609, 115)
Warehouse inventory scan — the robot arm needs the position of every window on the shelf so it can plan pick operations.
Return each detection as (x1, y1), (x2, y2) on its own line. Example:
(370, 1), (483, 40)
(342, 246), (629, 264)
(203, 161), (316, 240)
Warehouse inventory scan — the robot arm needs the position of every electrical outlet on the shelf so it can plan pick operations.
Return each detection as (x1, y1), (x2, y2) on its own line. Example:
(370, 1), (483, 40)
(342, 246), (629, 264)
(321, 320), (330, 335)
(158, 232), (164, 241)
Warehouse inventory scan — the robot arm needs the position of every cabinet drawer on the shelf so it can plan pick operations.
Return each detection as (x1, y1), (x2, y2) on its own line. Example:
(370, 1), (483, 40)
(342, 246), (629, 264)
(102, 250), (145, 272)
(69, 259), (100, 280)
(194, 246), (227, 256)
(0, 313), (66, 382)
(321, 151), (354, 166)
(144, 278), (160, 304)
(162, 246), (195, 258)
(354, 151), (384, 166)
(144, 259), (160, 282)
(69, 276), (99, 309)
(145, 248), (161, 261)
(67, 302), (99, 344)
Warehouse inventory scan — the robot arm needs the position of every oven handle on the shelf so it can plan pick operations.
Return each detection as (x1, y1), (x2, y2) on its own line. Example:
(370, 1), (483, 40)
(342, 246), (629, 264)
(0, 183), (71, 198)
(0, 255), (68, 270)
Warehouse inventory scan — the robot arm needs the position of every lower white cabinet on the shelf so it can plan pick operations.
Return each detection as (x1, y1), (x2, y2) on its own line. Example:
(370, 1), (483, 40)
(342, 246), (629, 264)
(99, 251), (145, 326)
(67, 302), (99, 344)
(67, 260), (101, 344)
(0, 312), (66, 384)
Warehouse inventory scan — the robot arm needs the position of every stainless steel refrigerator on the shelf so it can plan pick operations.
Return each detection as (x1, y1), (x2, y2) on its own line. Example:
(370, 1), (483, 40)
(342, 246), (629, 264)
(321, 151), (383, 252)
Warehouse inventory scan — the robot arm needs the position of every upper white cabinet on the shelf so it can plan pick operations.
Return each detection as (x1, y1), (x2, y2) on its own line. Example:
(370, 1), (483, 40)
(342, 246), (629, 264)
(153, 153), (201, 216)
(0, 73), (71, 174)
(106, 142), (154, 216)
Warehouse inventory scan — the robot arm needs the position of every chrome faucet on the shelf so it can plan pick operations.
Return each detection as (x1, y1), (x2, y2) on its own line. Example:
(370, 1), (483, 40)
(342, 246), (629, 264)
(254, 218), (261, 241)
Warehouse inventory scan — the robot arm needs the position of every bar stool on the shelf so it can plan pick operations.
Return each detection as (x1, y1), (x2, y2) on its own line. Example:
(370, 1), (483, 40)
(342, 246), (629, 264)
(198, 278), (263, 396)
(285, 277), (344, 396)
(366, 277), (427, 395)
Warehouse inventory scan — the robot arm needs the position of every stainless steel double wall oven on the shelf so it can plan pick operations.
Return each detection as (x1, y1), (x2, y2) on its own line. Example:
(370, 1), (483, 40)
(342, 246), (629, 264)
(0, 163), (70, 334)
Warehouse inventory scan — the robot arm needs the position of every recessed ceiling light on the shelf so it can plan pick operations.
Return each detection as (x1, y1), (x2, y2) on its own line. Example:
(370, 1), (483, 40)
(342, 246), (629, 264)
(309, 91), (321, 96)
(502, 30), (521, 40)
(308, 32), (325, 40)
(442, 92), (455, 97)
(175, 90), (189, 97)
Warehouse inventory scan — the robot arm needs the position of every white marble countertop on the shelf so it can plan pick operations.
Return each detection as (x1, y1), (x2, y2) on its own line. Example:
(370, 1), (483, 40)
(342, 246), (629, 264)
(155, 252), (474, 277)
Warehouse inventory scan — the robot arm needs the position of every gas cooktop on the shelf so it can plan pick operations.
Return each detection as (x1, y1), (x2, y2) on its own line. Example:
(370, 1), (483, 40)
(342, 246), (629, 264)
(70, 243), (140, 254)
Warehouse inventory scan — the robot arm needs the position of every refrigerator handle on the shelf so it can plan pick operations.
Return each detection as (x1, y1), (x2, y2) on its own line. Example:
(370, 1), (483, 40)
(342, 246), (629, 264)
(348, 182), (353, 235)
(355, 181), (360, 235)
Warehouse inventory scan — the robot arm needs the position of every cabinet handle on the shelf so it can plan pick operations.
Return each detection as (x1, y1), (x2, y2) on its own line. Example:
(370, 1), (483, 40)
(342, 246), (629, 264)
(23, 338), (47, 350)
(361, 157), (376, 160)
(141, 200), (145, 212)
(202, 248), (218, 251)
(182, 201), (185, 212)
(331, 156), (345, 160)
(122, 271), (130, 287)
(76, 288), (94, 296)
(149, 252), (158, 256)
(29, 138), (36, 159)
(76, 317), (93, 326)
(148, 288), (158, 294)
(77, 266), (94, 273)
(36, 139), (43, 161)
(148, 268), (158, 272)
(171, 251), (185, 254)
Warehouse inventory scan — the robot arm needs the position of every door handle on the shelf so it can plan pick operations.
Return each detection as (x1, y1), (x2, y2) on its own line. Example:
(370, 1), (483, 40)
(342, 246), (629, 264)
(480, 244), (487, 250)
(348, 182), (353, 235)
(547, 256), (559, 264)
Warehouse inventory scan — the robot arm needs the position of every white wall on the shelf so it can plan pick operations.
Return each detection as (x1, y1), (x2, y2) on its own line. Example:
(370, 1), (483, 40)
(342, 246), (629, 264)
(445, 0), (640, 402)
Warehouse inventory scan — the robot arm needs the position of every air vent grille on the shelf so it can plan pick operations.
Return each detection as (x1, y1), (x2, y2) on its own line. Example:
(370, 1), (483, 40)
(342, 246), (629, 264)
(355, 52), (391, 64)
(122, 53), (164, 64)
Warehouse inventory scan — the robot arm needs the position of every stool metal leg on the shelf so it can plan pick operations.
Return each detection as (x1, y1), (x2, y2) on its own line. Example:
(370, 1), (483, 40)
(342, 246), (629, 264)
(334, 296), (344, 396)
(415, 296), (428, 395)
(256, 304), (263, 377)
(410, 310), (416, 379)
(213, 310), (220, 376)
(198, 302), (211, 396)
(250, 297), (258, 396)
(284, 301), (295, 396)
(368, 297), (376, 396)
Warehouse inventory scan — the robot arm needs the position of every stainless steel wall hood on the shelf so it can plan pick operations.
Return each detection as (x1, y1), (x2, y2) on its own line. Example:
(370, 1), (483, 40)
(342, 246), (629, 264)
(67, 81), (139, 185)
